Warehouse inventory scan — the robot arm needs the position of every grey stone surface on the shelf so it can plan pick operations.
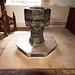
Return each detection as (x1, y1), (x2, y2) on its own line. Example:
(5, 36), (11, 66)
(24, 7), (51, 45)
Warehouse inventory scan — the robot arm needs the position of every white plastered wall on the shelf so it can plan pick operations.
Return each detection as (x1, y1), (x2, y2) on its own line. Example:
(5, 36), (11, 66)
(49, 0), (75, 22)
(3, 0), (75, 27)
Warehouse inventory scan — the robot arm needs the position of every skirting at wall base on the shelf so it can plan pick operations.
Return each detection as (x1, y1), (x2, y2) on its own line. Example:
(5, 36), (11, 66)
(49, 22), (66, 25)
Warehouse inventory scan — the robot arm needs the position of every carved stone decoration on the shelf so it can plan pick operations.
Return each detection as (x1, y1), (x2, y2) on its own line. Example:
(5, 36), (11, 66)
(24, 7), (51, 45)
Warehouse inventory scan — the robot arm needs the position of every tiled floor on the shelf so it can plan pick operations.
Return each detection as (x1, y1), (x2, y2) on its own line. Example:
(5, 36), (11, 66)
(0, 27), (75, 70)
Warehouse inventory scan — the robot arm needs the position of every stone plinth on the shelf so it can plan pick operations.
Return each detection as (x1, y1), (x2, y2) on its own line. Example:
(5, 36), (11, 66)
(16, 32), (57, 57)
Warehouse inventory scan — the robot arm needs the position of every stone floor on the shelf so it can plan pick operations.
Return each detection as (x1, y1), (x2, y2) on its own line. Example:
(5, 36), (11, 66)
(0, 69), (75, 75)
(0, 26), (75, 71)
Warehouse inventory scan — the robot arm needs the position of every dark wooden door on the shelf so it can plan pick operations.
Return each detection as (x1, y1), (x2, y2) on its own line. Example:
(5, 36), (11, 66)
(66, 8), (75, 35)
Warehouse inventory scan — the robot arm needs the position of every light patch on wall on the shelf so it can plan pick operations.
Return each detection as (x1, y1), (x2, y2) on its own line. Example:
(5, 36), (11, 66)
(0, 6), (1, 17)
(50, 0), (75, 6)
(6, 0), (41, 6)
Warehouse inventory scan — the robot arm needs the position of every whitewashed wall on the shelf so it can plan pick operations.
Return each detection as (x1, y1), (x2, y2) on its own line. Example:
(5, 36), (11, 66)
(4, 0), (75, 27)
(50, 0), (75, 22)
(6, 5), (26, 27)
